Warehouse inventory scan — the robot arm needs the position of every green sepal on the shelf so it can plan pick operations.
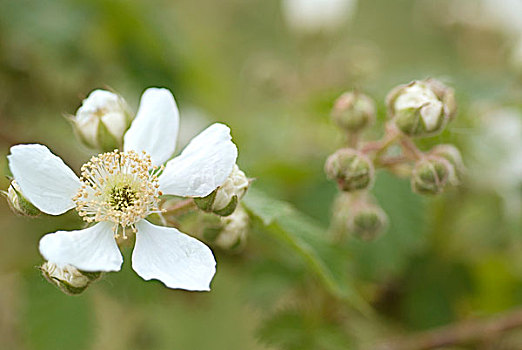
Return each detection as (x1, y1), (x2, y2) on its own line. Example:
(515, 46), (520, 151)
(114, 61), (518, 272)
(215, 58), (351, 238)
(79, 271), (103, 282)
(56, 281), (90, 296)
(194, 190), (217, 212)
(97, 119), (121, 152)
(15, 191), (41, 217)
(214, 195), (238, 217)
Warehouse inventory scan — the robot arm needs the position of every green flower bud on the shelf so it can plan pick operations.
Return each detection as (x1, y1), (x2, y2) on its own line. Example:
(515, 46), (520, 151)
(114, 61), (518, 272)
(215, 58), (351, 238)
(70, 89), (133, 152)
(3, 180), (41, 217)
(195, 165), (250, 216)
(331, 92), (376, 132)
(40, 262), (101, 296)
(324, 148), (374, 192)
(386, 79), (456, 137)
(430, 144), (464, 185)
(411, 156), (453, 195)
(348, 203), (388, 241)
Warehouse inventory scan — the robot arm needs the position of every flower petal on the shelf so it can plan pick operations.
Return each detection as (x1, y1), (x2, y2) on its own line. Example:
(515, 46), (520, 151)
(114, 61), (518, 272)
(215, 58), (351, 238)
(7, 144), (81, 215)
(123, 87), (179, 166)
(132, 220), (216, 291)
(39, 222), (123, 272)
(158, 123), (238, 197)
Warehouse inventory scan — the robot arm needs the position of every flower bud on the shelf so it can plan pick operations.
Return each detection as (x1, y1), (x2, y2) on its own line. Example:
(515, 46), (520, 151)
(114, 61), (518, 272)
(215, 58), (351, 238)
(348, 203), (388, 241)
(325, 148), (374, 192)
(216, 206), (249, 251)
(195, 165), (250, 216)
(411, 156), (453, 195)
(40, 262), (101, 296)
(386, 79), (456, 137)
(3, 180), (41, 217)
(71, 89), (132, 152)
(430, 144), (464, 185)
(331, 92), (376, 132)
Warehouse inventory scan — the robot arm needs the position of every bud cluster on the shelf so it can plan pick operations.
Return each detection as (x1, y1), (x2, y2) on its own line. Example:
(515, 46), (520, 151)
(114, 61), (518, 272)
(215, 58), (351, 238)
(325, 78), (463, 241)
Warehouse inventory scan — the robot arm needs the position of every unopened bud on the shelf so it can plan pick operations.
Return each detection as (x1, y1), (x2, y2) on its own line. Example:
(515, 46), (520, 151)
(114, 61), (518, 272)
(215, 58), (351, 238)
(71, 89), (132, 152)
(348, 203), (388, 241)
(3, 180), (41, 217)
(216, 206), (249, 251)
(430, 144), (464, 185)
(325, 148), (374, 192)
(411, 156), (453, 195)
(386, 79), (456, 137)
(195, 165), (250, 216)
(40, 262), (101, 296)
(331, 92), (376, 132)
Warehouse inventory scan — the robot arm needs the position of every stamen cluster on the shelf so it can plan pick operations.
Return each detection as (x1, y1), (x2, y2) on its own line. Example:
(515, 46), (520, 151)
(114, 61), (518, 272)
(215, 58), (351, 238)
(73, 150), (163, 238)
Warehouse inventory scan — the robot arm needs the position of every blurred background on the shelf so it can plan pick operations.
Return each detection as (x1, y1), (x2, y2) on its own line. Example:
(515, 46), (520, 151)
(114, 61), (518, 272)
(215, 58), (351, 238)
(0, 0), (521, 349)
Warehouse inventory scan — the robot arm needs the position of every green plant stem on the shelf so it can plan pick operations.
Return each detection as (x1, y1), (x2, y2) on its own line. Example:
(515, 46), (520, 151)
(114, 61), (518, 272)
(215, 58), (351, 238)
(375, 155), (409, 167)
(346, 131), (360, 148)
(361, 124), (400, 156)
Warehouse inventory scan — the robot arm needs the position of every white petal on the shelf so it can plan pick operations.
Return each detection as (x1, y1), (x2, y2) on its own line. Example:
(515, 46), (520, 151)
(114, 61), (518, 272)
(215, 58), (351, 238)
(158, 123), (238, 197)
(39, 222), (123, 272)
(123, 88), (179, 166)
(132, 220), (216, 291)
(7, 144), (80, 215)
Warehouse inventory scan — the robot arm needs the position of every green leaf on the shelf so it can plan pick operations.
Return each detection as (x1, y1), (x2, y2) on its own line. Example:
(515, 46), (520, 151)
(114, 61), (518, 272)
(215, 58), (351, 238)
(243, 188), (372, 316)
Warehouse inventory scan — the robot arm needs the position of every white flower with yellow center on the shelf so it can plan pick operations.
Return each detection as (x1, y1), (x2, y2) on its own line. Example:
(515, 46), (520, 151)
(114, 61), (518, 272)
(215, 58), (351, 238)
(7, 87), (238, 291)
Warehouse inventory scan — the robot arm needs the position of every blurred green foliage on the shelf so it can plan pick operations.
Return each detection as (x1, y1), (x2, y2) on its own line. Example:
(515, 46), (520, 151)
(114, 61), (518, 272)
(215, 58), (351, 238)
(1, 0), (521, 349)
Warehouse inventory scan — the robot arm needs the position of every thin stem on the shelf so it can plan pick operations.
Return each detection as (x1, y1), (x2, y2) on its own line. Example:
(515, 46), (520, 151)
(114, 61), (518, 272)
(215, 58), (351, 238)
(361, 124), (400, 155)
(372, 306), (522, 350)
(346, 131), (360, 148)
(375, 155), (409, 167)
(399, 137), (423, 160)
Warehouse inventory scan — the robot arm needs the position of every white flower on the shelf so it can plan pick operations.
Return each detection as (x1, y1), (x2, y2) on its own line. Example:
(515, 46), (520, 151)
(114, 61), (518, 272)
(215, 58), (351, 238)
(72, 90), (132, 150)
(7, 87), (238, 291)
(282, 0), (357, 33)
